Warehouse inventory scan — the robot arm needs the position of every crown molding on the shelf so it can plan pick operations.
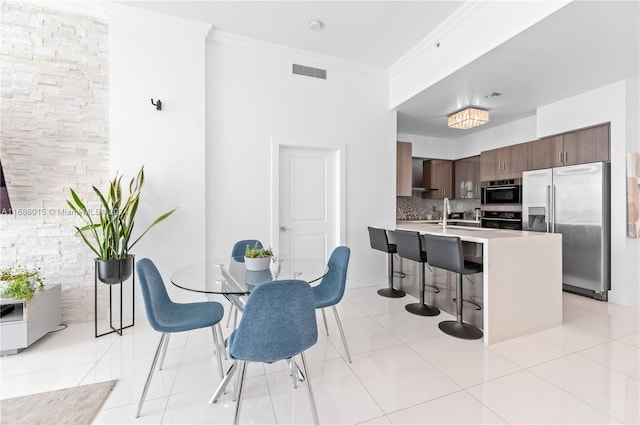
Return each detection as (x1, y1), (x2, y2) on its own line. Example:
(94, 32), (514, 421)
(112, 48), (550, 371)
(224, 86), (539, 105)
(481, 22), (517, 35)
(98, 2), (212, 37)
(388, 1), (484, 79)
(13, 0), (213, 36)
(209, 30), (388, 78)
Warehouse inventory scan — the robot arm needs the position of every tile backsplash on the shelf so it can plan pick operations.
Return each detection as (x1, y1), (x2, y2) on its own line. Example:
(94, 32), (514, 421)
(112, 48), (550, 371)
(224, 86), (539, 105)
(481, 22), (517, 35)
(397, 194), (480, 220)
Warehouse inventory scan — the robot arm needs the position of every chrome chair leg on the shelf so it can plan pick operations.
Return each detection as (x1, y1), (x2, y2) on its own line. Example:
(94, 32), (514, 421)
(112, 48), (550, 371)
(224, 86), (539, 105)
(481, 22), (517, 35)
(232, 308), (238, 330)
(332, 306), (352, 363)
(288, 358), (298, 388)
(288, 357), (306, 381)
(210, 326), (217, 353)
(217, 323), (228, 360)
(136, 333), (166, 418)
(321, 309), (329, 336)
(226, 305), (235, 328)
(295, 360), (306, 381)
(158, 333), (170, 370)
(211, 324), (224, 379)
(233, 361), (248, 425)
(300, 352), (319, 425)
(209, 362), (237, 404)
(232, 360), (243, 402)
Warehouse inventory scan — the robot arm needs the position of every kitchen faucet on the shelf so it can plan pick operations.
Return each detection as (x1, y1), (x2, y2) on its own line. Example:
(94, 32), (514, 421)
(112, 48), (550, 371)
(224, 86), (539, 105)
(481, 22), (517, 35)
(443, 197), (451, 231)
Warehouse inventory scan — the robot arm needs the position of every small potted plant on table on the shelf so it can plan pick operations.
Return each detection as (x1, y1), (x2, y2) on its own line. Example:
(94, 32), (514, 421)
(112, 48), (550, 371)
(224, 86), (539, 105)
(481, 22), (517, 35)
(244, 242), (274, 271)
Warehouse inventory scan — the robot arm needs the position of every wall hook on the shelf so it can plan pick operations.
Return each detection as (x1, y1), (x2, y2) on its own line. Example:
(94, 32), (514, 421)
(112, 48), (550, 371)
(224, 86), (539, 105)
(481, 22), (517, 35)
(150, 98), (162, 110)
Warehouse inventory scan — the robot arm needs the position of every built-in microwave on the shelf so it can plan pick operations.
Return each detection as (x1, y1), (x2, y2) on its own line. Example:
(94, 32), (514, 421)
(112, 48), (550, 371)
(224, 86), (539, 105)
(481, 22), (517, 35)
(481, 179), (522, 205)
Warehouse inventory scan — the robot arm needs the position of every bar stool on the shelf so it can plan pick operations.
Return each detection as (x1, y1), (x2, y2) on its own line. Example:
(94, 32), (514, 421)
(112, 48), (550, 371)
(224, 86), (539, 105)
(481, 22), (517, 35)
(394, 230), (440, 316)
(423, 234), (483, 340)
(367, 226), (406, 298)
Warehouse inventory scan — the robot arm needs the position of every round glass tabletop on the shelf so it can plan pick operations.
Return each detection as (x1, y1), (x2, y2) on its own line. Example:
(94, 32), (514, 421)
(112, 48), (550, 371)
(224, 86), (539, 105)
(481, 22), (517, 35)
(170, 257), (327, 295)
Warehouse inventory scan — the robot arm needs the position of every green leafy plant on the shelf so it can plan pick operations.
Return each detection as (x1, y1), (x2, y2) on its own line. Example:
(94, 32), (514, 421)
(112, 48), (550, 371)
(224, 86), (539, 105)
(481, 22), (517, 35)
(0, 265), (45, 301)
(244, 242), (274, 259)
(67, 166), (177, 260)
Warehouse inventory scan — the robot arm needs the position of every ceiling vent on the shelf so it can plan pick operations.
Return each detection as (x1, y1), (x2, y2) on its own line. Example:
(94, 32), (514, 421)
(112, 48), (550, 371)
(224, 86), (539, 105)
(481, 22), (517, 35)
(292, 63), (327, 80)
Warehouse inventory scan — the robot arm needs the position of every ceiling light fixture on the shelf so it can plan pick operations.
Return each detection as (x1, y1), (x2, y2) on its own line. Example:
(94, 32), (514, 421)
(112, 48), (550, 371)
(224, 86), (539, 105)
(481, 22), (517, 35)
(447, 107), (489, 130)
(308, 20), (323, 31)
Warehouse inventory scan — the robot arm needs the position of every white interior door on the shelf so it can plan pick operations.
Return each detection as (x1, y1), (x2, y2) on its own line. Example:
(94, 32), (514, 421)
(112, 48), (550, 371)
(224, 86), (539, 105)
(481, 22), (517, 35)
(278, 146), (339, 279)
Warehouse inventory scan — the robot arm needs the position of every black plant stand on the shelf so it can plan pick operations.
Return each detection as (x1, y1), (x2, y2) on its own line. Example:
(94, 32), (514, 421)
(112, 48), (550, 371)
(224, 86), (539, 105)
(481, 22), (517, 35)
(95, 256), (135, 338)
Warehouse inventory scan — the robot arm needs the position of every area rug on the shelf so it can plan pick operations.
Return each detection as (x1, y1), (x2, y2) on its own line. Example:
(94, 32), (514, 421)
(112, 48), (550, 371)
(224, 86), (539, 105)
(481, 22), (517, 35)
(0, 380), (117, 425)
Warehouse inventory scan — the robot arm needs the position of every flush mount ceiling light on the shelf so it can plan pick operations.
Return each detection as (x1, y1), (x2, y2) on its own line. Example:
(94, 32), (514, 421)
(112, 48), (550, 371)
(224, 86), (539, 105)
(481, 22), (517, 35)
(447, 107), (490, 130)
(308, 20), (323, 31)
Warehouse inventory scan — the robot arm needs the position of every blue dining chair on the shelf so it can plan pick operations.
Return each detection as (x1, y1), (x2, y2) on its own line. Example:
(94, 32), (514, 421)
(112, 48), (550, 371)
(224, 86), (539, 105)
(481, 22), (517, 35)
(135, 258), (225, 418)
(312, 246), (352, 363)
(227, 239), (264, 328)
(210, 279), (320, 425)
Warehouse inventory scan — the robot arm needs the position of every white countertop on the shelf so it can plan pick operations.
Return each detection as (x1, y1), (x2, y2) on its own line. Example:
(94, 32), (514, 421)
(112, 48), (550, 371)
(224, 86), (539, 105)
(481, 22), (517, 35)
(377, 222), (552, 243)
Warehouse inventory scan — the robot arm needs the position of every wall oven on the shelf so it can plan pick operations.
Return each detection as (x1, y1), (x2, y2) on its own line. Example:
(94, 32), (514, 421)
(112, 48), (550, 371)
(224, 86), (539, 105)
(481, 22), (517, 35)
(481, 179), (522, 205)
(481, 211), (523, 230)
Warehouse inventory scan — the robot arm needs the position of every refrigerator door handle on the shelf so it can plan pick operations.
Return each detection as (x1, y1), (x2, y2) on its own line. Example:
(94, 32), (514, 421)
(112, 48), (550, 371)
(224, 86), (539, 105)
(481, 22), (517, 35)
(551, 184), (556, 233)
(546, 185), (551, 233)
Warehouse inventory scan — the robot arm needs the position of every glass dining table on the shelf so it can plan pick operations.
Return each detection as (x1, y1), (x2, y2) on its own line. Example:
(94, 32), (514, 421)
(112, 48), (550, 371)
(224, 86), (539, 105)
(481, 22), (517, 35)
(170, 256), (327, 311)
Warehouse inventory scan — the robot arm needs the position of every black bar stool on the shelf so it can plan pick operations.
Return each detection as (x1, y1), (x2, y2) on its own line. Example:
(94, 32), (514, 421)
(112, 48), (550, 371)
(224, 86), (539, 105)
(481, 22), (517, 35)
(424, 234), (483, 340)
(367, 227), (406, 298)
(394, 230), (440, 316)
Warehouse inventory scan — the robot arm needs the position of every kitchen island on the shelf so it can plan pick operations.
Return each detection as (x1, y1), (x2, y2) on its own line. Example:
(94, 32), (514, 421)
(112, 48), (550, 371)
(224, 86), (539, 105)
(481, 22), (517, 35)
(372, 223), (562, 344)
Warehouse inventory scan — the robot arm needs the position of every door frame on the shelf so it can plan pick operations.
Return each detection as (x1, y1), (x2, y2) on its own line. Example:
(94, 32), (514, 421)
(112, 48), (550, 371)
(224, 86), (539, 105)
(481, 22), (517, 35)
(269, 138), (346, 261)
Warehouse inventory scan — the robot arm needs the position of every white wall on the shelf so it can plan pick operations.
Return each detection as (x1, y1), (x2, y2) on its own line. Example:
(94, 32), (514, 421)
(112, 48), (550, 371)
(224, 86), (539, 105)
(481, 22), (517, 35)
(538, 80), (639, 305)
(205, 33), (396, 284)
(396, 133), (456, 160)
(103, 5), (210, 303)
(401, 116), (537, 160)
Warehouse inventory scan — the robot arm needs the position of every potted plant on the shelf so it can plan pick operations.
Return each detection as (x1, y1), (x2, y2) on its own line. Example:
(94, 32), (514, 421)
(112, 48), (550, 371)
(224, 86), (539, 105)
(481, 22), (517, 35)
(67, 166), (177, 284)
(243, 242), (274, 271)
(0, 265), (45, 301)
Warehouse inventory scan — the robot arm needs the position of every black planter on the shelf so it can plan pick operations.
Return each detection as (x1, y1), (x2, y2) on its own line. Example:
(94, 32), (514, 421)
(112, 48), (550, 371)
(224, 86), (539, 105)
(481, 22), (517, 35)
(97, 256), (134, 284)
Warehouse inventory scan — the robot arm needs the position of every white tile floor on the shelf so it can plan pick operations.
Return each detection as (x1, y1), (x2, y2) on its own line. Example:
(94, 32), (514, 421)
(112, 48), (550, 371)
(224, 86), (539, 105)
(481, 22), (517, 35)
(1, 284), (639, 424)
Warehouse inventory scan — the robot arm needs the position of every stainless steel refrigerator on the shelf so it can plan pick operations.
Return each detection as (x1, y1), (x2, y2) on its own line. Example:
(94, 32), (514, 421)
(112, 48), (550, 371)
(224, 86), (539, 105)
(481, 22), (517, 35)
(522, 162), (610, 300)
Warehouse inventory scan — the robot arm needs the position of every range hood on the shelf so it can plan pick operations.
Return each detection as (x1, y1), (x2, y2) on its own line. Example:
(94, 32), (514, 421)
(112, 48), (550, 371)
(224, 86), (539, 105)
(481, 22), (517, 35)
(412, 158), (437, 192)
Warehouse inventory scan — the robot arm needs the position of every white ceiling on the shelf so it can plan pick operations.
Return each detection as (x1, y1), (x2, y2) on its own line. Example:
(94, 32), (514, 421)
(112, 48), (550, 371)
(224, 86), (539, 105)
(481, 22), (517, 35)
(122, 1), (639, 139)
(121, 1), (464, 68)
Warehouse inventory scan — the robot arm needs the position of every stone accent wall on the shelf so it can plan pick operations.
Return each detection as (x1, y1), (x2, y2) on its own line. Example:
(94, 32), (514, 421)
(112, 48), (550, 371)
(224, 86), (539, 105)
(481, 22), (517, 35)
(0, 1), (110, 323)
